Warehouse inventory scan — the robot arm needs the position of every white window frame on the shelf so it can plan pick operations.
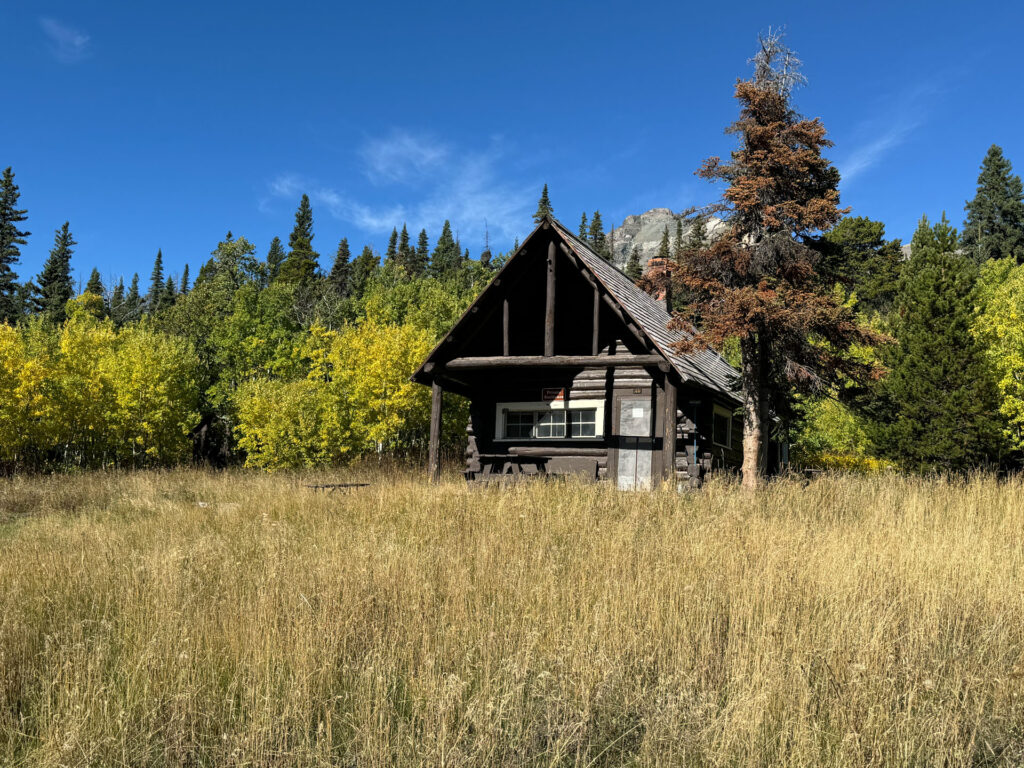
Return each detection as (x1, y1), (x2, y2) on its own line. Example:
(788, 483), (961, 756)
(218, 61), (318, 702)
(712, 404), (733, 449)
(495, 399), (605, 441)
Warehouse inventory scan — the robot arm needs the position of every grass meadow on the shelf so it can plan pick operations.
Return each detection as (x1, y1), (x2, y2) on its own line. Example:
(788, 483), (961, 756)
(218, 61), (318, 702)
(1, 468), (1023, 766)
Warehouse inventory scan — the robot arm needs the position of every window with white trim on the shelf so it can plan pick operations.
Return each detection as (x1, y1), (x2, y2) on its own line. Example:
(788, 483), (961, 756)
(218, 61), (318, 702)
(496, 399), (604, 441)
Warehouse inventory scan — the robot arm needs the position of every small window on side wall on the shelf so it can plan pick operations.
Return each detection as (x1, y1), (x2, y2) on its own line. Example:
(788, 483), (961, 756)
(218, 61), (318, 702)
(712, 405), (733, 448)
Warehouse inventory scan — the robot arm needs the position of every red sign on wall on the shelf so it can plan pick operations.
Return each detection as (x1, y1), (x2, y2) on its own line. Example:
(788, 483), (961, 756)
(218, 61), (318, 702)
(541, 388), (565, 402)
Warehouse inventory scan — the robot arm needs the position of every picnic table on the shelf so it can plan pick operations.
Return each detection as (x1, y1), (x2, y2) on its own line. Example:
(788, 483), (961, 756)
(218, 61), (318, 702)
(304, 483), (370, 493)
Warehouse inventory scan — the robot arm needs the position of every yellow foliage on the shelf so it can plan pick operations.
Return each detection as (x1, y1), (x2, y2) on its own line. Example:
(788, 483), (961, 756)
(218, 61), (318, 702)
(975, 258), (1024, 449)
(235, 320), (434, 469)
(101, 324), (202, 464)
(797, 452), (896, 473)
(0, 315), (200, 469)
(330, 319), (434, 452)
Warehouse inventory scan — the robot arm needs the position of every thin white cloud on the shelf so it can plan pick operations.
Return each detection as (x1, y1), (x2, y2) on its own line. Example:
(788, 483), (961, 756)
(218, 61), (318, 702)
(39, 17), (91, 63)
(360, 130), (449, 185)
(267, 132), (533, 249)
(836, 80), (944, 187)
(839, 118), (919, 184)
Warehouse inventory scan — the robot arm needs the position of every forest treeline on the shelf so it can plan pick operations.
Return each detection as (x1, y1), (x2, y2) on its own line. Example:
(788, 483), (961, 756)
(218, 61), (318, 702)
(0, 181), (506, 471)
(2, 139), (1024, 473)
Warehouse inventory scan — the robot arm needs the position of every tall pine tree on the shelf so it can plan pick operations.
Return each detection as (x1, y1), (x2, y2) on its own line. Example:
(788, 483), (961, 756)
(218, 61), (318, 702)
(588, 211), (607, 259)
(266, 237), (286, 280)
(674, 32), (882, 487)
(962, 144), (1024, 264)
(277, 194), (320, 284)
(0, 167), (29, 323)
(35, 222), (76, 323)
(329, 238), (352, 297)
(164, 275), (177, 305)
(430, 220), (460, 279)
(657, 226), (670, 261)
(180, 263), (190, 294)
(872, 214), (1004, 470)
(411, 228), (430, 276)
(578, 212), (589, 239)
(350, 244), (380, 299)
(124, 273), (141, 323)
(111, 277), (125, 325)
(147, 249), (165, 312)
(686, 215), (707, 250)
(624, 246), (643, 281)
(820, 217), (903, 314)
(395, 224), (413, 273)
(85, 267), (104, 297)
(533, 184), (553, 223)
(385, 228), (398, 264)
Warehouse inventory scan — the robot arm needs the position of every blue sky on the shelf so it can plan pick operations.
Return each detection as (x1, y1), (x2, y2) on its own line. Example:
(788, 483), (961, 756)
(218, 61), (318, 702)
(4, 1), (1023, 286)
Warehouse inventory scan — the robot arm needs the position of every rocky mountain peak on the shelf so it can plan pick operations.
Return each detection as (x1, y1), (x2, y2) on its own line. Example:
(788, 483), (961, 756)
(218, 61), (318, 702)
(604, 207), (724, 268)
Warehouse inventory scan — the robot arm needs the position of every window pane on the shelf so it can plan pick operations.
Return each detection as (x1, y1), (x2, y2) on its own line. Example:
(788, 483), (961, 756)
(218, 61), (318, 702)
(569, 408), (596, 437)
(505, 411), (534, 439)
(713, 412), (730, 447)
(536, 410), (566, 438)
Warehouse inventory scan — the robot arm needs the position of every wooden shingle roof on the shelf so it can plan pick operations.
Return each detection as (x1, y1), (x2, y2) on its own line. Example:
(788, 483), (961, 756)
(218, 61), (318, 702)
(549, 217), (740, 403)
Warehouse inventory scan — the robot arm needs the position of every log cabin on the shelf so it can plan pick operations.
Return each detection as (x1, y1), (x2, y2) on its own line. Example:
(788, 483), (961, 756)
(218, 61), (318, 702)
(411, 215), (786, 489)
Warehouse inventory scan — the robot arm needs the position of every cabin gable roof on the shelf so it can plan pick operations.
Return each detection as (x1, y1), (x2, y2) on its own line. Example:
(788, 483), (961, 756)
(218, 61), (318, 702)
(413, 215), (740, 404)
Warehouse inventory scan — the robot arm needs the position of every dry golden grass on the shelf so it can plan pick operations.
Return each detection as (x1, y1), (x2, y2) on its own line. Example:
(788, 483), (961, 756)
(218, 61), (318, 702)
(1, 468), (1023, 766)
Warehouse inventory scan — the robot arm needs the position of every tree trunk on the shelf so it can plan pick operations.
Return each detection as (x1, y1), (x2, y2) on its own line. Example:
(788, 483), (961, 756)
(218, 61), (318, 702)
(740, 335), (768, 489)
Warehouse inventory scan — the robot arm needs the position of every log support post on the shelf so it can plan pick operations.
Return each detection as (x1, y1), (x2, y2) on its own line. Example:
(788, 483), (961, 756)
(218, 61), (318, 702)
(428, 381), (443, 483)
(502, 297), (510, 356)
(592, 284), (600, 355)
(663, 373), (677, 486)
(544, 240), (556, 356)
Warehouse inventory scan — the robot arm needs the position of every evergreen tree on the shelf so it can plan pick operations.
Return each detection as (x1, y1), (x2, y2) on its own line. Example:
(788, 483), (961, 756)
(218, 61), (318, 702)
(962, 144), (1024, 264)
(430, 220), (461, 279)
(579, 212), (589, 240)
(125, 273), (141, 323)
(673, 219), (685, 258)
(820, 216), (903, 313)
(396, 224), (412, 273)
(676, 32), (882, 487)
(328, 238), (352, 297)
(180, 263), (190, 295)
(266, 237), (286, 280)
(277, 195), (320, 284)
(85, 267), (104, 296)
(657, 226), (671, 261)
(686, 216), (707, 250)
(624, 246), (643, 281)
(111, 277), (125, 325)
(147, 249), (165, 312)
(350, 245), (380, 299)
(385, 228), (398, 264)
(533, 184), (553, 223)
(872, 214), (1004, 470)
(164, 275), (177, 305)
(588, 211), (607, 258)
(410, 228), (430, 276)
(36, 222), (76, 323)
(480, 227), (493, 270)
(0, 167), (30, 323)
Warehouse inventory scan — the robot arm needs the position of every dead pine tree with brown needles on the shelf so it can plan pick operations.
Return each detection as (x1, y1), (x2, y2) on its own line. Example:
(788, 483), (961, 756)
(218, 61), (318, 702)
(670, 31), (885, 489)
